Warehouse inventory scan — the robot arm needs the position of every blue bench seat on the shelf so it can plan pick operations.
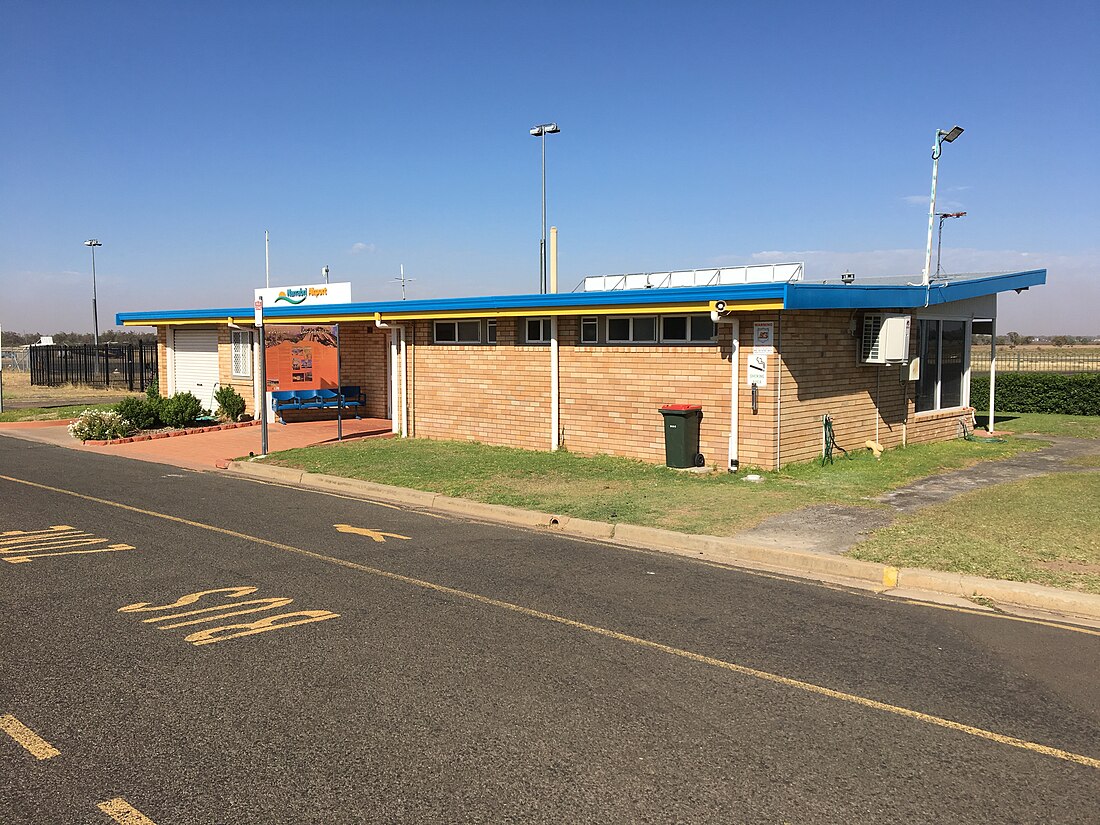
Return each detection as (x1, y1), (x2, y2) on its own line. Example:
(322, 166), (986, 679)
(271, 387), (367, 424)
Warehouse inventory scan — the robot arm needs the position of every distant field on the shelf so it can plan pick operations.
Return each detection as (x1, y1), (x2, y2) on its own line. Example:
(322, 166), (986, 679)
(971, 345), (1100, 374)
(0, 369), (139, 403)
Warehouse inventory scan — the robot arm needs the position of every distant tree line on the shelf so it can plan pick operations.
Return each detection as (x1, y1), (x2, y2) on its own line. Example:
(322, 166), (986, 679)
(0, 330), (156, 346)
(972, 333), (1098, 348)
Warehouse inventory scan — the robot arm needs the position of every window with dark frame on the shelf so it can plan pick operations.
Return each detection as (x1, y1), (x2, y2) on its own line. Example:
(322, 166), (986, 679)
(487, 319), (497, 344)
(434, 320), (482, 344)
(580, 316), (598, 344)
(526, 317), (551, 344)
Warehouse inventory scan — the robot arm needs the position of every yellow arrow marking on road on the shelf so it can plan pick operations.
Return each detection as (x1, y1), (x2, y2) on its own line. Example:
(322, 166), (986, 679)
(334, 524), (410, 543)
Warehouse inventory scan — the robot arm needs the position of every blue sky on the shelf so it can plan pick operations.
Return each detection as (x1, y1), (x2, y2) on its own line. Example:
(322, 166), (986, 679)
(2, 1), (1097, 335)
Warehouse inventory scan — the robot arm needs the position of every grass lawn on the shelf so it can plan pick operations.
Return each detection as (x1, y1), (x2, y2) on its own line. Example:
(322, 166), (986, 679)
(0, 403), (115, 422)
(265, 435), (1040, 537)
(849, 471), (1100, 595)
(975, 411), (1100, 439)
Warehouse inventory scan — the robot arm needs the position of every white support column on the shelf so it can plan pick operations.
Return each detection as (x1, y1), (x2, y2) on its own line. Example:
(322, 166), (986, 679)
(550, 316), (560, 450)
(389, 328), (399, 433)
(728, 319), (740, 472)
(165, 326), (176, 394)
(988, 312), (998, 435)
(400, 327), (409, 438)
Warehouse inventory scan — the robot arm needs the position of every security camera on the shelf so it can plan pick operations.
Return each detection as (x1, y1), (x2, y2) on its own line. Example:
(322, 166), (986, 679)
(714, 300), (727, 312)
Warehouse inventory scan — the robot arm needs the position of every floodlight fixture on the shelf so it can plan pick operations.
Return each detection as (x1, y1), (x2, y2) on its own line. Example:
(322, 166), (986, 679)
(84, 239), (103, 345)
(530, 122), (561, 292)
(922, 124), (966, 284)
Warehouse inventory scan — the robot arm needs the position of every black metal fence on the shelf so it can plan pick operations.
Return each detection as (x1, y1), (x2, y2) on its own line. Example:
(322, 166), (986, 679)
(29, 343), (158, 391)
(971, 352), (1100, 375)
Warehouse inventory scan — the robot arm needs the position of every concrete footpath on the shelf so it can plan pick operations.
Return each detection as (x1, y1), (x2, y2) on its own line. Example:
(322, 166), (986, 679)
(225, 459), (1100, 625)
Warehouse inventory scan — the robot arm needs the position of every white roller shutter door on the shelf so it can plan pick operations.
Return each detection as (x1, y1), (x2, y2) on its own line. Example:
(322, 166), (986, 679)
(172, 329), (219, 410)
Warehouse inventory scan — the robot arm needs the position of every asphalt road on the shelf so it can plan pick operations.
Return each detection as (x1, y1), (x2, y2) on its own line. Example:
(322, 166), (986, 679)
(1, 435), (1098, 824)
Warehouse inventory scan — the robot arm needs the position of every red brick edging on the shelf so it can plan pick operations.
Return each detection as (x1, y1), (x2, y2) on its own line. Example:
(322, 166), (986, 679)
(83, 420), (261, 446)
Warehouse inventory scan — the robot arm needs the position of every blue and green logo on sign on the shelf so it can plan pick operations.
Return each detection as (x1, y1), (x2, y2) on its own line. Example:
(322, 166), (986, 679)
(275, 288), (309, 305)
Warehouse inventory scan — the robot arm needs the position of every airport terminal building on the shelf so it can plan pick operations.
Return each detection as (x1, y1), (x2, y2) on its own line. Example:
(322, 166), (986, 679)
(116, 264), (1045, 470)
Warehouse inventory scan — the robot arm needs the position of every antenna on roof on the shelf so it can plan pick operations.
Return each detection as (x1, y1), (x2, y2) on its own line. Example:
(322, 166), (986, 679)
(393, 264), (415, 300)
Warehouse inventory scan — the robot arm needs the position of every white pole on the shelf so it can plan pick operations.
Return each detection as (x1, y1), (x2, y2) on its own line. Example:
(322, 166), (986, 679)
(922, 133), (940, 286)
(400, 328), (408, 437)
(728, 318), (740, 472)
(265, 230), (270, 289)
(550, 316), (559, 450)
(0, 322), (5, 414)
(988, 313), (998, 435)
(389, 328), (399, 432)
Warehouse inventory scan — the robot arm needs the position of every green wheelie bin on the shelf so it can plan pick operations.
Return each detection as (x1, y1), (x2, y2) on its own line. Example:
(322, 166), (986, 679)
(659, 405), (703, 468)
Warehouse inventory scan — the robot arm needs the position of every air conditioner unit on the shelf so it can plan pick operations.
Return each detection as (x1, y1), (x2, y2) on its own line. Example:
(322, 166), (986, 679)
(860, 313), (911, 365)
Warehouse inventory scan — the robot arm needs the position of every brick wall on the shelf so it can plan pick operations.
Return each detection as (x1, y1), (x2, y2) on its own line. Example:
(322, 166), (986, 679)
(337, 323), (389, 419)
(410, 318), (550, 449)
(776, 310), (971, 466)
(559, 316), (755, 467)
(156, 327), (168, 394)
(403, 313), (775, 469)
(216, 328), (257, 416)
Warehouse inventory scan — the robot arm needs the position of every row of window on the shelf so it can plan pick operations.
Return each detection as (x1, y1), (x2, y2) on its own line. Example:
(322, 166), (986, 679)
(433, 315), (718, 345)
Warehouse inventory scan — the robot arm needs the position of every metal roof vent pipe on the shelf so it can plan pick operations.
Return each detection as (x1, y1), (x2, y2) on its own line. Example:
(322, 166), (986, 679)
(841, 271), (856, 285)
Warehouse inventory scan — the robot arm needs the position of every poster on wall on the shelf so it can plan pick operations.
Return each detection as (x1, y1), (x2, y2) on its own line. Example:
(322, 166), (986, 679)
(264, 326), (338, 391)
(747, 352), (768, 386)
(753, 322), (775, 354)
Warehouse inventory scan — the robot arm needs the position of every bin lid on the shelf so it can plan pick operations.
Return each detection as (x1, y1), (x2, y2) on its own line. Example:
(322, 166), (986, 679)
(660, 404), (702, 411)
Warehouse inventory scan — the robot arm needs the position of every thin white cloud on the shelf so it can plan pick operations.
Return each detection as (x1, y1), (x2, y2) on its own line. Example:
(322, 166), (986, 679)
(902, 194), (967, 211)
(349, 242), (376, 254)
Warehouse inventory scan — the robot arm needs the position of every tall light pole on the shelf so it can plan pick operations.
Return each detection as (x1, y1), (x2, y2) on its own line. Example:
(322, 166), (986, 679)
(530, 122), (560, 294)
(935, 211), (967, 277)
(922, 125), (964, 285)
(84, 239), (102, 345)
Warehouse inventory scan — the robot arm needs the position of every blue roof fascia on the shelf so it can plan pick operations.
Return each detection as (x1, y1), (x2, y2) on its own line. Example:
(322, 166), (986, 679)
(115, 282), (787, 325)
(114, 271), (1045, 324)
(782, 269), (1046, 310)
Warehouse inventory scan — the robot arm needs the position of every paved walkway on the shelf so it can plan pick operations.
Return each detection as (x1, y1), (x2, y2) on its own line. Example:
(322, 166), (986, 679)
(0, 417), (392, 472)
(732, 436), (1100, 555)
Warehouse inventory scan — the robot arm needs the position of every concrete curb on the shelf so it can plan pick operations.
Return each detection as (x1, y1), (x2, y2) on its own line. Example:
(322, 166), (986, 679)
(223, 460), (1100, 622)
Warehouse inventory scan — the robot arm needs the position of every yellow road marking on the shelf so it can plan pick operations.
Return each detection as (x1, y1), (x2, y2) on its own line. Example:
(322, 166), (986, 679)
(0, 713), (60, 760)
(2, 472), (1099, 770)
(97, 797), (157, 824)
(334, 523), (410, 543)
(247, 475), (1100, 636)
(3, 544), (135, 564)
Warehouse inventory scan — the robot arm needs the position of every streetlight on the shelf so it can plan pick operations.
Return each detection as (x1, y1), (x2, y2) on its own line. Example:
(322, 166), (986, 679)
(530, 122), (560, 294)
(922, 125), (964, 285)
(935, 211), (967, 277)
(84, 239), (102, 346)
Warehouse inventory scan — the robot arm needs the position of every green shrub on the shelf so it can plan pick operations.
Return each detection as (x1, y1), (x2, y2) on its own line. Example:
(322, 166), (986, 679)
(213, 385), (246, 422)
(145, 383), (165, 424)
(161, 392), (204, 428)
(115, 396), (159, 430)
(68, 409), (133, 441)
(971, 372), (1100, 416)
